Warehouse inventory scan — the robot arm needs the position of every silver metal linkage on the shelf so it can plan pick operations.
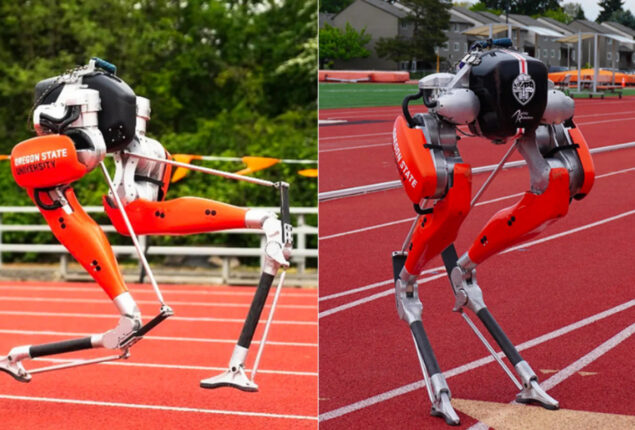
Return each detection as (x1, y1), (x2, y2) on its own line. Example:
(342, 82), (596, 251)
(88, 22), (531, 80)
(29, 350), (129, 375)
(459, 311), (522, 390)
(470, 141), (518, 207)
(99, 162), (168, 307)
(251, 270), (286, 381)
(411, 331), (436, 404)
(126, 152), (276, 188)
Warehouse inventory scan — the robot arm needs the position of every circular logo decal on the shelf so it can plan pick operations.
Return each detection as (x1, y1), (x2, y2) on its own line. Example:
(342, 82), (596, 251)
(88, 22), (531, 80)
(512, 73), (535, 106)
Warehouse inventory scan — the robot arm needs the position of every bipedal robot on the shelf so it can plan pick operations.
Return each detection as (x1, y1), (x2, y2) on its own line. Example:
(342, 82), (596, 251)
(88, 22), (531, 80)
(391, 39), (594, 425)
(0, 58), (293, 392)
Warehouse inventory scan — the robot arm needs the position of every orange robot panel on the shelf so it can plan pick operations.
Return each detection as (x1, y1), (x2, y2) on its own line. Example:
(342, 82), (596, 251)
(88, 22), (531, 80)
(11, 135), (87, 189)
(392, 115), (438, 204)
(405, 164), (472, 275)
(104, 197), (248, 236)
(568, 126), (595, 199)
(467, 167), (570, 265)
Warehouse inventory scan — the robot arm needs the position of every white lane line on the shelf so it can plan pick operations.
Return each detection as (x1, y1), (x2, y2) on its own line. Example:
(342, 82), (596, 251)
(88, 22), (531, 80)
(0, 284), (315, 298)
(0, 296), (316, 309)
(319, 209), (635, 317)
(577, 116), (635, 126)
(595, 166), (635, 178)
(30, 357), (317, 377)
(318, 299), (634, 422)
(0, 310), (316, 326)
(0, 394), (317, 421)
(319, 192), (524, 241)
(541, 322), (635, 390)
(319, 142), (390, 153)
(0, 329), (317, 347)
(319, 274), (446, 318)
(465, 322), (635, 430)
(319, 164), (635, 240)
(319, 132), (391, 141)
(319, 266), (444, 302)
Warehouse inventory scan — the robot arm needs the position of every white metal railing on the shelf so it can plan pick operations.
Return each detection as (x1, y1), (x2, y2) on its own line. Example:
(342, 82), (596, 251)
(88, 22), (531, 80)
(0, 206), (317, 283)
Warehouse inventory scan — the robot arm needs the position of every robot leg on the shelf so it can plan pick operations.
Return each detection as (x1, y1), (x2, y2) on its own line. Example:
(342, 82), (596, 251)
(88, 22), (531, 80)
(392, 115), (471, 425)
(445, 129), (593, 409)
(1, 136), (142, 381)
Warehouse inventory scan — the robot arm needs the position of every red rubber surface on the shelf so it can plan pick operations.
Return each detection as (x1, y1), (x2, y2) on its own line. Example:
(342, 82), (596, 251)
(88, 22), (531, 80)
(318, 98), (635, 428)
(0, 282), (317, 429)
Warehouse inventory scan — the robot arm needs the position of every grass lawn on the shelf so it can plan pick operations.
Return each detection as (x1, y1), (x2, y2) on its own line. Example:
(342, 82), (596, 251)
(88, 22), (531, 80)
(319, 82), (635, 110)
(319, 83), (418, 109)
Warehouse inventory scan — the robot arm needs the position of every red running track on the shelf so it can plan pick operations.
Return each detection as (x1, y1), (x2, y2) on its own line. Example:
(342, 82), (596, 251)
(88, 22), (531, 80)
(318, 98), (635, 428)
(319, 98), (635, 192)
(0, 281), (317, 429)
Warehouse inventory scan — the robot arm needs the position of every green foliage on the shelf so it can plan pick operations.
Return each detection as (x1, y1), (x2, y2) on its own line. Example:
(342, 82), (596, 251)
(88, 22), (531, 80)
(469, 3), (502, 15)
(320, 0), (354, 14)
(608, 8), (635, 29)
(562, 2), (586, 20)
(375, 36), (413, 64)
(0, 0), (317, 261)
(537, 8), (572, 23)
(376, 0), (451, 69)
(319, 23), (371, 68)
(471, 0), (561, 15)
(597, 0), (625, 22)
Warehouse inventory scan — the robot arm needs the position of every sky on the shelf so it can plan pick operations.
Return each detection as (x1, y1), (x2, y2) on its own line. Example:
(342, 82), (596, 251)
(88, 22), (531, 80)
(460, 1), (635, 21)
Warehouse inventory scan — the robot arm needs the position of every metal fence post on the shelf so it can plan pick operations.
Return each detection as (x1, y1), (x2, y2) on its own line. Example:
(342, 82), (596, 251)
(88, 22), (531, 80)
(297, 214), (306, 274)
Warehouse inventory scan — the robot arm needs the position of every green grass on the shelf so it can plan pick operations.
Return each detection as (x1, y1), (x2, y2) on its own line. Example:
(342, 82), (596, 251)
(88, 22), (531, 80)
(568, 87), (635, 98)
(319, 82), (635, 110)
(319, 83), (418, 109)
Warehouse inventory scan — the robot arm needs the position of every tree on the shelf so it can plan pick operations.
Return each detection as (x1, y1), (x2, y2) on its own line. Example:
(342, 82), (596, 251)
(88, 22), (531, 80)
(563, 2), (586, 20)
(597, 0), (624, 22)
(319, 23), (371, 68)
(375, 36), (413, 65)
(377, 0), (451, 69)
(539, 8), (572, 23)
(472, 1), (561, 15)
(320, 0), (354, 13)
(609, 8), (635, 29)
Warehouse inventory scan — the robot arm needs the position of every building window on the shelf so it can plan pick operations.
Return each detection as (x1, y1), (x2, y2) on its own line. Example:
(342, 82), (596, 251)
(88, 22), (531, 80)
(543, 49), (548, 58)
(400, 20), (407, 29)
(443, 41), (449, 51)
(572, 50), (576, 61)
(608, 38), (613, 46)
(608, 51), (612, 61)
(454, 42), (459, 51)
(551, 49), (555, 57)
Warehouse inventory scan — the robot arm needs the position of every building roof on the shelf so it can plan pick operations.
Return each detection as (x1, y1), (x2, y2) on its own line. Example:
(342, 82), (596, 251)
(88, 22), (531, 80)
(362, 0), (408, 19)
(602, 21), (635, 38)
(569, 19), (609, 34)
(509, 14), (543, 27)
(452, 6), (499, 25)
(319, 12), (335, 28)
(538, 17), (573, 34)
(476, 11), (506, 23)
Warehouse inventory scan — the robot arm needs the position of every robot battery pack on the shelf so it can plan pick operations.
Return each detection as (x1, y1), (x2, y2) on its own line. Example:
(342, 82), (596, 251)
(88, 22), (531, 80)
(10, 135), (87, 189)
(392, 115), (438, 204)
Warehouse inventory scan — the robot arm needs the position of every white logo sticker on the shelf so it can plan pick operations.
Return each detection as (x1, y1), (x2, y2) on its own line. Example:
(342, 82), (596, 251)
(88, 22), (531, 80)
(512, 73), (535, 105)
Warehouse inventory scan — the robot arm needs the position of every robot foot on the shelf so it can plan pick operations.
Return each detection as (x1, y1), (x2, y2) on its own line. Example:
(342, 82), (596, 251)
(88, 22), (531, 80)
(200, 364), (258, 392)
(0, 351), (31, 383)
(516, 379), (559, 410)
(430, 391), (460, 426)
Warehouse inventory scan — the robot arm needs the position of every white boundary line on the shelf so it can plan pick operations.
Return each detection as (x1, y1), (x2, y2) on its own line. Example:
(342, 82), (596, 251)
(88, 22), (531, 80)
(0, 329), (317, 347)
(0, 310), (316, 326)
(319, 165), (635, 241)
(319, 141), (635, 201)
(319, 208), (635, 312)
(319, 142), (390, 153)
(319, 299), (634, 422)
(0, 296), (316, 309)
(465, 322), (635, 430)
(541, 322), (635, 391)
(0, 284), (315, 298)
(29, 357), (318, 377)
(0, 394), (317, 421)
